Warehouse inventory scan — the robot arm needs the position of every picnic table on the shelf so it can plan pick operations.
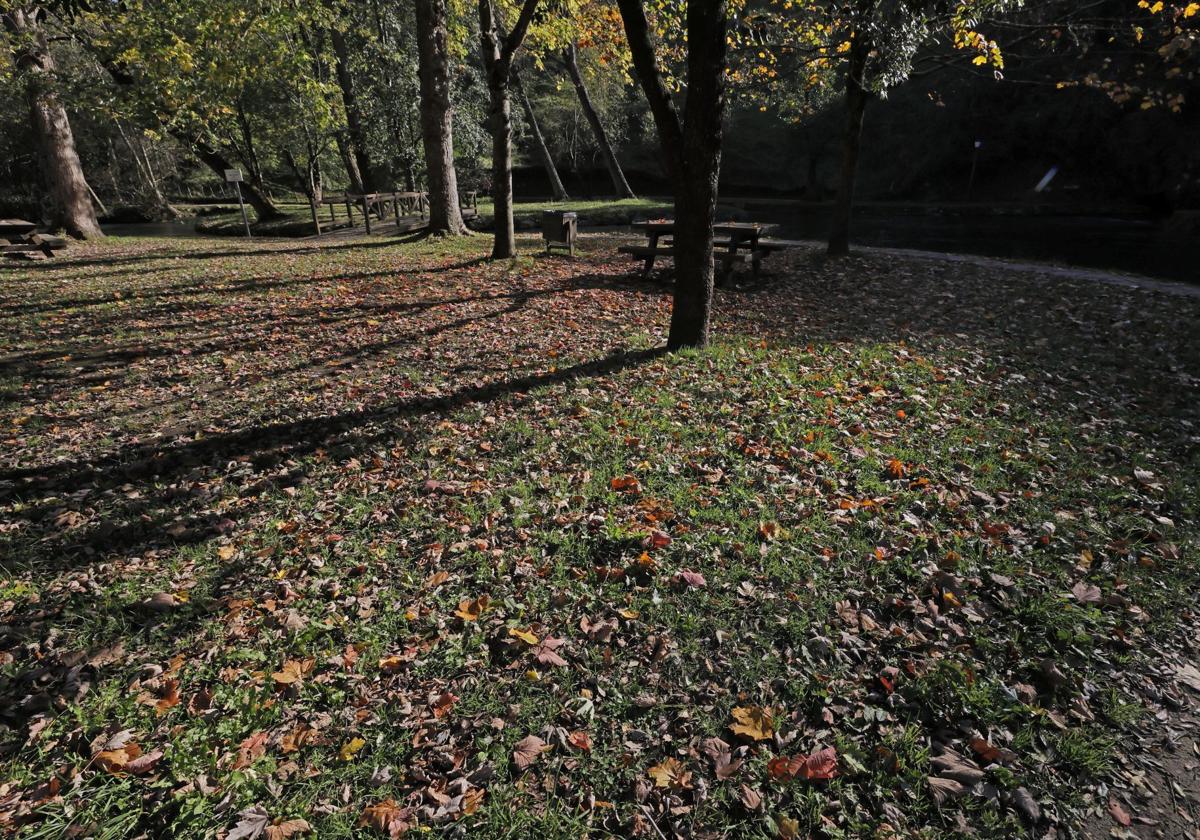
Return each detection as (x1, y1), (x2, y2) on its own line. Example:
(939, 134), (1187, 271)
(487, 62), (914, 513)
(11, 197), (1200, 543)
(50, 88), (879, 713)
(619, 220), (787, 282)
(1, 219), (67, 260)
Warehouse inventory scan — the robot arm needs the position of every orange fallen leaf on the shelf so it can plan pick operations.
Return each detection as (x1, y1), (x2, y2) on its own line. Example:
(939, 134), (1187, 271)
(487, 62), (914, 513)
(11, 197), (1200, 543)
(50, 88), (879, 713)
(647, 756), (693, 790)
(454, 594), (491, 621)
(568, 730), (592, 752)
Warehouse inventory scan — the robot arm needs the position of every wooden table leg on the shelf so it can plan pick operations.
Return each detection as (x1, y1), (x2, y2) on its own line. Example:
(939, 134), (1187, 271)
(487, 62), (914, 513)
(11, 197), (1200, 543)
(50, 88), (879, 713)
(642, 232), (658, 279)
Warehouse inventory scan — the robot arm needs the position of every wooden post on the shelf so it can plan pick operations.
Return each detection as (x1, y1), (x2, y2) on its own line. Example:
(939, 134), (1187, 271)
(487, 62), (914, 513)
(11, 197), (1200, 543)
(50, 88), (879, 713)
(393, 192), (400, 227)
(329, 202), (336, 225)
(345, 196), (354, 225)
(362, 195), (372, 235)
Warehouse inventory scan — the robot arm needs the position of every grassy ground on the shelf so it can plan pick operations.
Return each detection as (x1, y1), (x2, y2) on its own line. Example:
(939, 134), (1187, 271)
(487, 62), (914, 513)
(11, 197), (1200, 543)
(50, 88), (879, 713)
(1, 233), (1198, 838)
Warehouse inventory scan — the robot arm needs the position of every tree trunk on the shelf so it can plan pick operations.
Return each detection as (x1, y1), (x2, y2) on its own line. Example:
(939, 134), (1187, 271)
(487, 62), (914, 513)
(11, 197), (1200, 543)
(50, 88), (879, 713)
(335, 132), (366, 196)
(513, 72), (568, 201)
(828, 37), (870, 258)
(4, 6), (102, 239)
(478, 0), (541, 259)
(617, 0), (728, 349)
(330, 26), (375, 194)
(563, 43), (635, 199)
(415, 0), (467, 234)
(189, 136), (282, 219)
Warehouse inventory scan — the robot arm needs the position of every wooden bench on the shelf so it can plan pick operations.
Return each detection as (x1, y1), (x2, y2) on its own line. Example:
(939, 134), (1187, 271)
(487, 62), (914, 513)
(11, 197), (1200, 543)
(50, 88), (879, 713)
(618, 241), (775, 282)
(1, 226), (67, 260)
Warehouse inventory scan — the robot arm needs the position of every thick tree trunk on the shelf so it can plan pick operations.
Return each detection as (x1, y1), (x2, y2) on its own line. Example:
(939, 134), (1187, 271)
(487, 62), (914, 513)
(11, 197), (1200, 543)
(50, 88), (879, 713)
(563, 43), (635, 199)
(4, 6), (102, 239)
(330, 26), (375, 194)
(828, 38), (870, 258)
(415, 0), (467, 235)
(479, 0), (540, 259)
(617, 0), (728, 349)
(513, 73), (568, 202)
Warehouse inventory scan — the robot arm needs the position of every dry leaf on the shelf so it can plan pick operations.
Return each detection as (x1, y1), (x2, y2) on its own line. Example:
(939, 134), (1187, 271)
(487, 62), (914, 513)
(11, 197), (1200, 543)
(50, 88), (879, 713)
(512, 734), (547, 770)
(729, 706), (774, 741)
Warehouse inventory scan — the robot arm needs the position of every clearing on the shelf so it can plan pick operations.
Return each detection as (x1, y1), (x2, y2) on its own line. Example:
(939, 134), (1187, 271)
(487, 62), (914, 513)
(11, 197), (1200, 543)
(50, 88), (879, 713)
(1, 234), (1198, 839)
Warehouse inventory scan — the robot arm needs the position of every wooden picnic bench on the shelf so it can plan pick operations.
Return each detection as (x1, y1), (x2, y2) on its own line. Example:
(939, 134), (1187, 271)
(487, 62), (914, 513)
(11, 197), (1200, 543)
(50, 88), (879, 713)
(1, 219), (68, 259)
(620, 220), (787, 282)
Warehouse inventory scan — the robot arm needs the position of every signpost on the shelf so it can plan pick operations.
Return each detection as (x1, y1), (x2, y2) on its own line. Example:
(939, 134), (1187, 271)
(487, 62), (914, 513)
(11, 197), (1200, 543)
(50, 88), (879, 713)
(224, 169), (252, 239)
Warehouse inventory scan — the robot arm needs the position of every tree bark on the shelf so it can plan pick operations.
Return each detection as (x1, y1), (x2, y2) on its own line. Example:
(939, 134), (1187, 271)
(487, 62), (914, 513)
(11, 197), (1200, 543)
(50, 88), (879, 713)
(617, 0), (728, 349)
(513, 71), (568, 202)
(415, 0), (467, 234)
(563, 43), (635, 199)
(478, 0), (540, 259)
(828, 36), (870, 258)
(3, 5), (102, 239)
(335, 132), (367, 195)
(189, 136), (283, 219)
(330, 26), (375, 193)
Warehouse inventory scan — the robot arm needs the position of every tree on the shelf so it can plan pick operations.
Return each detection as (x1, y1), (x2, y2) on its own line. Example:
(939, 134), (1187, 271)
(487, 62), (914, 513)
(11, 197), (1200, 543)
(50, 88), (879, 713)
(513, 69), (569, 200)
(2, 4), (102, 238)
(616, 0), (729, 349)
(329, 21), (375, 193)
(562, 41), (634, 198)
(478, 0), (541, 259)
(415, 0), (469, 234)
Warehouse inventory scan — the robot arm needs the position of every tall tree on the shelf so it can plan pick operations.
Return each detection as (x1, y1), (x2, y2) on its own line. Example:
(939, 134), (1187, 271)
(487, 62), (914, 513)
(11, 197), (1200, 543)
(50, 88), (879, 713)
(562, 41), (634, 198)
(616, 0), (729, 349)
(827, 31), (869, 257)
(415, 0), (468, 234)
(513, 70), (569, 201)
(478, 0), (541, 259)
(329, 23), (376, 193)
(3, 4), (102, 239)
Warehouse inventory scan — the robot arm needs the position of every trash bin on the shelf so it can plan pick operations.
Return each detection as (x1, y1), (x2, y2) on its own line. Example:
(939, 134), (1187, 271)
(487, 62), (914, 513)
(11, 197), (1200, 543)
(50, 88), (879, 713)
(541, 211), (577, 257)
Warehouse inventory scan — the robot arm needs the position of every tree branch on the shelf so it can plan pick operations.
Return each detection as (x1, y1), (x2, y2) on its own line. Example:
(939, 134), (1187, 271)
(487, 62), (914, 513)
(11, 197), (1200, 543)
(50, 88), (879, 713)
(614, 0), (683, 176)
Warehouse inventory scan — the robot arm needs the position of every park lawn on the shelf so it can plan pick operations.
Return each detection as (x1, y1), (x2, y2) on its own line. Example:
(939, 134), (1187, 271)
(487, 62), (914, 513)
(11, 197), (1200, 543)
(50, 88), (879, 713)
(1, 233), (1198, 838)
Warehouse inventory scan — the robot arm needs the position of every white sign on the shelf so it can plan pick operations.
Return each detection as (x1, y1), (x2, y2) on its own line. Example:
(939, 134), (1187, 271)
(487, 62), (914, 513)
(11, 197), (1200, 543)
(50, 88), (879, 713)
(224, 169), (243, 183)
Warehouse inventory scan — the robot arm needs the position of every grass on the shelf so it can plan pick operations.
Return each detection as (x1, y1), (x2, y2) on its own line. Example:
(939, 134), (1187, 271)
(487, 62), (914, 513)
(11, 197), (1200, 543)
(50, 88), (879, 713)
(0, 231), (1197, 838)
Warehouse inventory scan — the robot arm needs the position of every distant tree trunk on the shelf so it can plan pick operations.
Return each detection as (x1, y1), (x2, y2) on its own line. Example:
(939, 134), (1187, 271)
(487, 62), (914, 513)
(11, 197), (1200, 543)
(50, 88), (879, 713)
(189, 137), (283, 219)
(330, 26), (375, 193)
(415, 0), (467, 234)
(3, 5), (102, 239)
(828, 36), (870, 258)
(479, 0), (540, 259)
(562, 43), (635, 199)
(513, 72), (568, 201)
(335, 133), (366, 195)
(235, 100), (268, 199)
(115, 120), (177, 219)
(617, 0), (728, 349)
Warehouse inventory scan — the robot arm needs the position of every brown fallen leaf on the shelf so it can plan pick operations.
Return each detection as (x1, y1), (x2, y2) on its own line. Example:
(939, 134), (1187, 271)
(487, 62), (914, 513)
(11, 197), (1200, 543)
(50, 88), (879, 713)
(532, 637), (568, 667)
(928, 775), (966, 806)
(271, 658), (314, 687)
(512, 734), (547, 770)
(265, 819), (311, 840)
(1108, 798), (1132, 827)
(359, 799), (414, 838)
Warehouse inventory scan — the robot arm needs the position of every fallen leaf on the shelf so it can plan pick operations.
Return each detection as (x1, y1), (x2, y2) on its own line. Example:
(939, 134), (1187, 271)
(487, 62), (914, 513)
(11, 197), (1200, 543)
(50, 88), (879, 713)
(1108, 799), (1132, 827)
(729, 706), (774, 741)
(454, 595), (491, 621)
(359, 799), (414, 838)
(508, 627), (539, 646)
(928, 775), (966, 806)
(647, 756), (693, 790)
(568, 730), (592, 751)
(512, 734), (547, 770)
(266, 819), (311, 840)
(340, 737), (366, 761)
(532, 637), (568, 667)
(227, 805), (271, 840)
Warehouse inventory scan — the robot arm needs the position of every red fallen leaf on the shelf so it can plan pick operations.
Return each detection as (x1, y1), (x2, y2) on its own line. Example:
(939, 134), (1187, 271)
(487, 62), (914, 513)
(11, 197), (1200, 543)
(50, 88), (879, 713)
(675, 570), (707, 588)
(767, 755), (802, 781)
(969, 736), (1001, 764)
(568, 730), (592, 751)
(233, 731), (269, 769)
(125, 749), (163, 775)
(610, 475), (640, 493)
(1108, 799), (1132, 827)
(645, 530), (671, 548)
(794, 747), (839, 780)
